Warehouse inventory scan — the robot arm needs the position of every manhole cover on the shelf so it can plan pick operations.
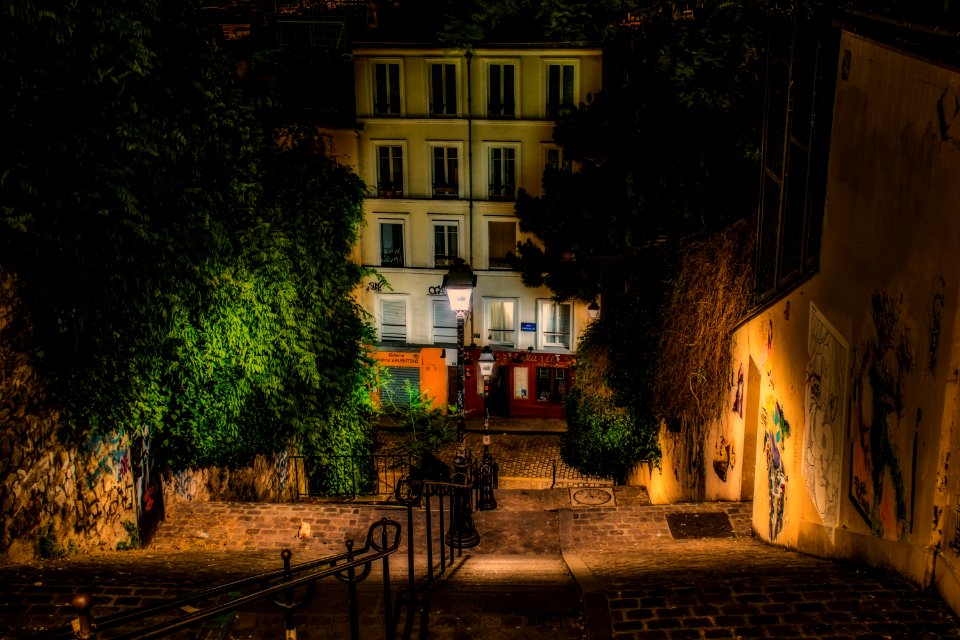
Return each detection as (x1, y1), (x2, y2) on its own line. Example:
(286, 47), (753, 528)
(571, 488), (613, 506)
(666, 512), (734, 539)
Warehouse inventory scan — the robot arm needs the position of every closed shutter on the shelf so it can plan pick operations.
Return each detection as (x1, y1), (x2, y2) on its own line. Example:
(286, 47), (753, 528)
(381, 299), (406, 342)
(433, 299), (457, 343)
(382, 366), (421, 409)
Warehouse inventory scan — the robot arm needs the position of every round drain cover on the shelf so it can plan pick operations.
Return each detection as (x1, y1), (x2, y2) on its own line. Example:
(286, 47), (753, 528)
(572, 488), (612, 505)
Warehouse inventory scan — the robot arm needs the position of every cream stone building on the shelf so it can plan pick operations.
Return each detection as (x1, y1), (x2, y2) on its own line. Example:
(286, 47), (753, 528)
(327, 42), (602, 419)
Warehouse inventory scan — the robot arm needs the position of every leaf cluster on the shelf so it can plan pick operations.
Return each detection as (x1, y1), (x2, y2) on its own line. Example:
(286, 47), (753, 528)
(1, 0), (376, 469)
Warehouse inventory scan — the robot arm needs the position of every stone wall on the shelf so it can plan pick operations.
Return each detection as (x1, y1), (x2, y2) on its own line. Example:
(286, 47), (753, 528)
(162, 452), (299, 506)
(1, 270), (137, 564)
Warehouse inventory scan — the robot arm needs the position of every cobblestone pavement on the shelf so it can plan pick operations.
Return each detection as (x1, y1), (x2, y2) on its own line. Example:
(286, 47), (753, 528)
(378, 430), (611, 488)
(3, 428), (960, 640)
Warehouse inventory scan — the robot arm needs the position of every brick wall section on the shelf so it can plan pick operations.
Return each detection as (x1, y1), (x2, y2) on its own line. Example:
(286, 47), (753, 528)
(564, 502), (753, 551)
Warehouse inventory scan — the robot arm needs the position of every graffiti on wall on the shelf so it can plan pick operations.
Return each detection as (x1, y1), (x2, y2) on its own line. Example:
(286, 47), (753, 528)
(763, 396), (790, 539)
(732, 363), (744, 419)
(928, 278), (945, 373)
(712, 435), (736, 482)
(73, 433), (135, 536)
(850, 292), (912, 540)
(802, 304), (849, 529)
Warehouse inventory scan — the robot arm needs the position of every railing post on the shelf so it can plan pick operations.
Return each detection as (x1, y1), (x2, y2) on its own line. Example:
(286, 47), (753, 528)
(425, 486), (434, 581)
(280, 549), (299, 640)
(345, 540), (360, 640)
(70, 593), (94, 640)
(380, 521), (392, 640)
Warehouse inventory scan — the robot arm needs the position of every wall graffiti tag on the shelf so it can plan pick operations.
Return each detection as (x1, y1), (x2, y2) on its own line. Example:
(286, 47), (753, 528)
(802, 303), (849, 529)
(763, 396), (789, 540)
(849, 292), (912, 540)
(712, 435), (736, 483)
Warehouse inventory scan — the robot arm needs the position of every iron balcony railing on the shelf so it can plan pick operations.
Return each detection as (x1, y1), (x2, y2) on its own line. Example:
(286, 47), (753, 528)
(290, 453), (416, 500)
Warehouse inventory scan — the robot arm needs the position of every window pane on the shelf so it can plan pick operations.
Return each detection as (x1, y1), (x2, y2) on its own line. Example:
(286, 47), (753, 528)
(445, 64), (457, 114)
(503, 65), (514, 115)
(488, 300), (515, 345)
(381, 223), (403, 265)
(433, 299), (457, 343)
(488, 221), (516, 269)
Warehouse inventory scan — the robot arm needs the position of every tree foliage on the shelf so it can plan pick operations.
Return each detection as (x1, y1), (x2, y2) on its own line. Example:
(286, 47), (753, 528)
(1, 0), (376, 469)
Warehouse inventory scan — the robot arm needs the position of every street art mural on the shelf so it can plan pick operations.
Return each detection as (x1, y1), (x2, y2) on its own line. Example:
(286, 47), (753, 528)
(732, 363), (744, 419)
(802, 304), (849, 529)
(850, 292), (912, 540)
(712, 434), (736, 482)
(759, 318), (789, 540)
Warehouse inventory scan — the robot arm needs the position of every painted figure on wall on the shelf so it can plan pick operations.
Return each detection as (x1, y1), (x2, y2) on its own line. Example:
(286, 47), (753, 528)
(762, 395), (788, 539)
(802, 304), (848, 529)
(850, 292), (911, 540)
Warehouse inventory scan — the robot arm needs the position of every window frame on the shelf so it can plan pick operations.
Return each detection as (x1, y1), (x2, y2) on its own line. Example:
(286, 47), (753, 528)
(538, 299), (572, 350)
(428, 60), (459, 117)
(374, 142), (406, 198)
(487, 144), (519, 201)
(487, 219), (517, 270)
(483, 297), (519, 347)
(371, 60), (403, 116)
(430, 218), (461, 268)
(378, 217), (406, 267)
(429, 142), (461, 198)
(544, 60), (577, 119)
(379, 295), (409, 344)
(487, 61), (518, 118)
(431, 297), (458, 345)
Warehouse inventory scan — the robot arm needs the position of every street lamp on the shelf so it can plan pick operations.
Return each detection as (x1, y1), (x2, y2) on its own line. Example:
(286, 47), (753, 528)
(441, 258), (480, 548)
(587, 300), (600, 320)
(476, 345), (498, 511)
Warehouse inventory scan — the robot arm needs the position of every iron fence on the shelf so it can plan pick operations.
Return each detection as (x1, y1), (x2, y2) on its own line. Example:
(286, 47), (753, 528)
(290, 453), (415, 500)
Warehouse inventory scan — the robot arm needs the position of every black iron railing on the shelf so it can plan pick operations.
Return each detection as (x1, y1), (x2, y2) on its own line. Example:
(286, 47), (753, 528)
(43, 518), (401, 640)
(290, 453), (415, 500)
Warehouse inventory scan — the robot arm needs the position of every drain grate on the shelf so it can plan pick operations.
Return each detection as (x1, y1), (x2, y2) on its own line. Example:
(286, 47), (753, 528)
(666, 512), (734, 539)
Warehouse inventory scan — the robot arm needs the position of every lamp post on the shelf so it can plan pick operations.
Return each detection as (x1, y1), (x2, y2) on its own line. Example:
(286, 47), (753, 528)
(476, 345), (498, 511)
(442, 258), (480, 548)
(587, 300), (600, 320)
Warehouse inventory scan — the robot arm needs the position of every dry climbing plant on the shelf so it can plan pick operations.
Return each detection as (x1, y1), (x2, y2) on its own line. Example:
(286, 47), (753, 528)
(653, 221), (754, 495)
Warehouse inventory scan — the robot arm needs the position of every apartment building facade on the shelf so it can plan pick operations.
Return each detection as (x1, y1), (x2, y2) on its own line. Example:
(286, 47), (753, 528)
(326, 43), (603, 419)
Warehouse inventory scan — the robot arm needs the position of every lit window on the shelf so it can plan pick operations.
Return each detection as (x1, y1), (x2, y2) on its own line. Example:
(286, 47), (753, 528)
(485, 298), (517, 347)
(539, 300), (571, 349)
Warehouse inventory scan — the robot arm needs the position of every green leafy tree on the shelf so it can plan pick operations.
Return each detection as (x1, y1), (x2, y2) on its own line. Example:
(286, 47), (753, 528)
(1, 0), (376, 470)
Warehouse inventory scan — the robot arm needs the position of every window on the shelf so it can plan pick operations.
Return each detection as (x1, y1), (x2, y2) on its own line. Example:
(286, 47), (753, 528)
(488, 220), (516, 269)
(536, 367), (567, 402)
(485, 298), (517, 346)
(546, 63), (575, 118)
(373, 62), (401, 115)
(539, 300), (572, 349)
(380, 297), (407, 343)
(488, 63), (516, 117)
(432, 299), (458, 344)
(430, 63), (457, 116)
(433, 222), (459, 267)
(376, 145), (403, 197)
(432, 146), (459, 197)
(489, 147), (516, 200)
(545, 147), (572, 174)
(380, 221), (404, 266)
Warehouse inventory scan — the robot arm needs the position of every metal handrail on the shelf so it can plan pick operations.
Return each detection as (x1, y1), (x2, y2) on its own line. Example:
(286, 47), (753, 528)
(46, 518), (401, 640)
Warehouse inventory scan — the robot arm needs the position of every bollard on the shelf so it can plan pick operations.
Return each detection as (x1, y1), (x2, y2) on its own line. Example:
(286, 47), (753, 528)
(70, 593), (94, 640)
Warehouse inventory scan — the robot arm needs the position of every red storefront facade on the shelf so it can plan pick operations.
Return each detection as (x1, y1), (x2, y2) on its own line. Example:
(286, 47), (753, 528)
(458, 348), (575, 420)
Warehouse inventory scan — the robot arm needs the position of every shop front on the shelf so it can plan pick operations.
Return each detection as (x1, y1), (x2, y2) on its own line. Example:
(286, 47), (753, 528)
(461, 348), (574, 420)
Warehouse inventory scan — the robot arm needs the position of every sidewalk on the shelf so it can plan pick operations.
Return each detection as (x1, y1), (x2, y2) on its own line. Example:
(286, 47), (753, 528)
(3, 487), (958, 639)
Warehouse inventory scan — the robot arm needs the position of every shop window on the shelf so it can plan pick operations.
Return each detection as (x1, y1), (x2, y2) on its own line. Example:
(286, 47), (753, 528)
(535, 367), (567, 402)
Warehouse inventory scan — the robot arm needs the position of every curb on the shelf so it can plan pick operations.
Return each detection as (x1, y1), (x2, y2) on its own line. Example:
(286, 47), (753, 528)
(557, 509), (612, 640)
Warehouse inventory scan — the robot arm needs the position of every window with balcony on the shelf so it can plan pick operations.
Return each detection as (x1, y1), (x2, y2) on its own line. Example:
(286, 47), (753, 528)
(380, 221), (404, 266)
(488, 220), (516, 269)
(380, 297), (407, 343)
(488, 63), (516, 118)
(430, 63), (457, 116)
(539, 300), (571, 349)
(432, 146), (459, 198)
(433, 222), (459, 267)
(373, 62), (401, 115)
(485, 298), (517, 347)
(376, 145), (403, 197)
(489, 147), (516, 200)
(546, 63), (575, 118)
(432, 299), (458, 344)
